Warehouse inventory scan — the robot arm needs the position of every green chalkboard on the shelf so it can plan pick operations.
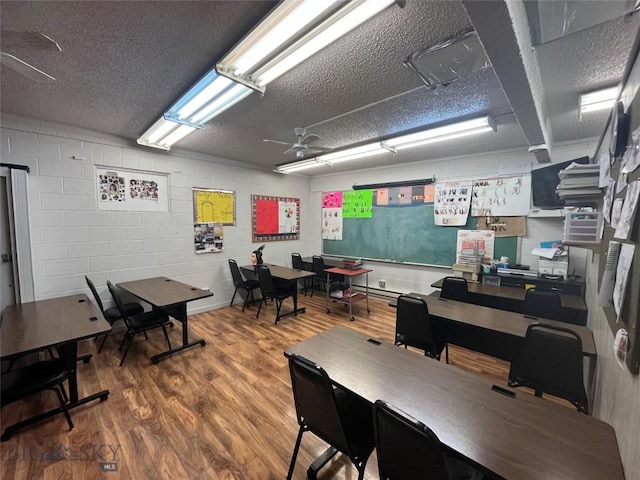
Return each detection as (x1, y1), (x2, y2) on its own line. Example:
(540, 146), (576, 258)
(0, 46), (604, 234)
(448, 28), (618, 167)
(323, 204), (517, 267)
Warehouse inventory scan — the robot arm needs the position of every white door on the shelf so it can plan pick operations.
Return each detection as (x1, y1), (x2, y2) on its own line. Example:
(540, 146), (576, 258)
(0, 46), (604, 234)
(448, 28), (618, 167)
(1, 175), (16, 311)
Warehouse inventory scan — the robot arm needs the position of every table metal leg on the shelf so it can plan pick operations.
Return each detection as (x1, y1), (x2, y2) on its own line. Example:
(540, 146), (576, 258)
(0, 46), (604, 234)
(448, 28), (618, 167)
(150, 303), (206, 364)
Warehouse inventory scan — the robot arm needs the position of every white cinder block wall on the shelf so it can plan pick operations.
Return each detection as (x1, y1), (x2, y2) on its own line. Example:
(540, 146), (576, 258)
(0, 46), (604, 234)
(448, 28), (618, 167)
(1, 124), (312, 314)
(310, 139), (599, 295)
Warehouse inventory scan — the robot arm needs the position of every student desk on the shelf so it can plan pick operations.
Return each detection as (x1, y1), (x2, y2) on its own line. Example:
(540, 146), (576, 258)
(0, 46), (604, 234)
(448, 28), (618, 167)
(1, 294), (111, 440)
(389, 292), (597, 404)
(284, 326), (623, 480)
(432, 277), (588, 325)
(240, 264), (315, 320)
(118, 277), (212, 364)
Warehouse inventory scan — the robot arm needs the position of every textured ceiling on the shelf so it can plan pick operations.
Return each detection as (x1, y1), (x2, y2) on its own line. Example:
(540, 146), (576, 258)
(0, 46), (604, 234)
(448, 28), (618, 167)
(1, 1), (639, 176)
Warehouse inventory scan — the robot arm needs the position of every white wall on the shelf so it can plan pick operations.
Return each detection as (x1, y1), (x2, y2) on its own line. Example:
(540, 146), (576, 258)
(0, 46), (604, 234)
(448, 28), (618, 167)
(309, 139), (598, 295)
(1, 122), (312, 313)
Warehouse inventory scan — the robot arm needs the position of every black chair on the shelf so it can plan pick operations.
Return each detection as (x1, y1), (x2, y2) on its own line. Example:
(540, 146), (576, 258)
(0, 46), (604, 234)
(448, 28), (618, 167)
(508, 323), (588, 413)
(86, 275), (144, 352)
(1, 359), (73, 441)
(107, 281), (173, 366)
(291, 252), (314, 296)
(311, 255), (331, 293)
(256, 265), (297, 324)
(286, 354), (375, 480)
(395, 295), (448, 363)
(440, 276), (469, 303)
(523, 288), (563, 321)
(228, 259), (261, 311)
(372, 400), (450, 480)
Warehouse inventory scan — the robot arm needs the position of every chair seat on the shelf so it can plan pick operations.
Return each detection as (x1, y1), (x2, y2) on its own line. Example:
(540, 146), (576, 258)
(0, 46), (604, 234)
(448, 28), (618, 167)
(103, 302), (144, 323)
(128, 310), (170, 331)
(1, 359), (69, 405)
(244, 279), (260, 289)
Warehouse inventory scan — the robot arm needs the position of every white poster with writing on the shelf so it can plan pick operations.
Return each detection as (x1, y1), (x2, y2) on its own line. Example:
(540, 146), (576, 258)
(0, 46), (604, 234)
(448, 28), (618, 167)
(322, 207), (343, 240)
(434, 181), (472, 226)
(471, 174), (531, 217)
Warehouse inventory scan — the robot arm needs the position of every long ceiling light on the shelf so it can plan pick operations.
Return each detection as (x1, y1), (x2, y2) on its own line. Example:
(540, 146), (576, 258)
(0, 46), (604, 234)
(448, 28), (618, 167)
(579, 86), (619, 116)
(138, 0), (397, 151)
(218, 0), (396, 88)
(384, 116), (496, 150)
(274, 116), (497, 174)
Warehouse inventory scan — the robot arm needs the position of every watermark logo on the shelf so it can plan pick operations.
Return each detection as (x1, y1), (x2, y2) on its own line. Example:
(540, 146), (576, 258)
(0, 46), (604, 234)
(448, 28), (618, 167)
(4, 444), (121, 472)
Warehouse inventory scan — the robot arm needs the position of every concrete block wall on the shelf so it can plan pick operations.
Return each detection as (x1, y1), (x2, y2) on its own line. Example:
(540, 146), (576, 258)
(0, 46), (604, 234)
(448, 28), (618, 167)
(1, 125), (312, 314)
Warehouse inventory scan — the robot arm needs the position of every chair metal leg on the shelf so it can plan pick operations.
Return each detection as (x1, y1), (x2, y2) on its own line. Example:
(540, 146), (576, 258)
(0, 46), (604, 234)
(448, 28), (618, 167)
(256, 296), (265, 319)
(52, 386), (74, 431)
(98, 332), (109, 353)
(230, 287), (238, 307)
(161, 325), (172, 351)
(274, 299), (283, 324)
(445, 344), (449, 364)
(143, 331), (148, 340)
(286, 426), (305, 480)
(242, 289), (251, 312)
(119, 334), (135, 366)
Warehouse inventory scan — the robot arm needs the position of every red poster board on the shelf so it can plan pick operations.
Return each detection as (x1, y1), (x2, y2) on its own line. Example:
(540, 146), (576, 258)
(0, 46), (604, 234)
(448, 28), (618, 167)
(251, 194), (300, 242)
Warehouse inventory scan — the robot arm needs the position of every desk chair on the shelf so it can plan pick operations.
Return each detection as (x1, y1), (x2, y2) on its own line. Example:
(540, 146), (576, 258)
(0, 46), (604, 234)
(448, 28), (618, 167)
(291, 253), (314, 296)
(107, 281), (173, 366)
(395, 295), (448, 363)
(228, 259), (261, 311)
(1, 359), (73, 441)
(86, 275), (144, 352)
(440, 276), (469, 303)
(523, 288), (563, 321)
(508, 323), (588, 414)
(256, 265), (297, 324)
(286, 354), (374, 480)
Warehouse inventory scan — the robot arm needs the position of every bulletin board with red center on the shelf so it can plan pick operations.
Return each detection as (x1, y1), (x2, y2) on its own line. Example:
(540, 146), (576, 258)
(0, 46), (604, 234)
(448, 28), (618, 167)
(252, 195), (300, 242)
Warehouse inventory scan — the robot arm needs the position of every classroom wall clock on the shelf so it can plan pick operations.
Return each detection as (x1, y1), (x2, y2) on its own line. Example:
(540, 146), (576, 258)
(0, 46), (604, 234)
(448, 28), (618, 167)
(609, 101), (629, 159)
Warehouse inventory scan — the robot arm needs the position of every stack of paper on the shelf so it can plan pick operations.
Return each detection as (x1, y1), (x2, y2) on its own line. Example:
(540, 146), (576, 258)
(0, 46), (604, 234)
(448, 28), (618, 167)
(556, 162), (602, 204)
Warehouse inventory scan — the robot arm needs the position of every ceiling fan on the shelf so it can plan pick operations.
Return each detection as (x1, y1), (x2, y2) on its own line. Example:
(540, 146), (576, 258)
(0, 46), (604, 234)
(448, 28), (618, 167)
(263, 127), (332, 159)
(0, 30), (60, 83)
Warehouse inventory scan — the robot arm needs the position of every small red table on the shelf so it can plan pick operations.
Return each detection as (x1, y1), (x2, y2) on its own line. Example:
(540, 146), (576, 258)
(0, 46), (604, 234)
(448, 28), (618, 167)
(324, 267), (372, 321)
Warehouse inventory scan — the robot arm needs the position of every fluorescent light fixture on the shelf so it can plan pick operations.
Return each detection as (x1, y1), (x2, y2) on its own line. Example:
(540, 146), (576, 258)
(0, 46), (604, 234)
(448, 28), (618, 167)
(218, 0), (395, 88)
(317, 143), (389, 164)
(137, 117), (197, 151)
(384, 116), (496, 150)
(274, 158), (325, 174)
(139, 69), (253, 150)
(579, 86), (619, 115)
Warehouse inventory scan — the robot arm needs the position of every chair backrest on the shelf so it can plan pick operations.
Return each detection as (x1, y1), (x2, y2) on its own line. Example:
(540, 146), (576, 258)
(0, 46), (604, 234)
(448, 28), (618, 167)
(85, 275), (105, 313)
(395, 295), (440, 358)
(257, 265), (278, 297)
(311, 255), (327, 276)
(106, 281), (132, 327)
(509, 323), (587, 412)
(291, 252), (305, 270)
(523, 288), (563, 320)
(440, 276), (469, 302)
(373, 400), (450, 480)
(288, 354), (352, 455)
(228, 259), (246, 288)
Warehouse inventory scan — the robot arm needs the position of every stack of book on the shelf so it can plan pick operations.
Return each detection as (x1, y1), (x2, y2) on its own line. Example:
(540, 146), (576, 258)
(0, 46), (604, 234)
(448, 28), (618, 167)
(342, 258), (363, 270)
(556, 162), (602, 205)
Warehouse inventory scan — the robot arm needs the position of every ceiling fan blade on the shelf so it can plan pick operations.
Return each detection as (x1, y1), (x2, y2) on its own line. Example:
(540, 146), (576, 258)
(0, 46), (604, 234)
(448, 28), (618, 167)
(283, 147), (295, 155)
(307, 146), (333, 153)
(0, 52), (56, 82)
(300, 134), (320, 144)
(263, 139), (292, 147)
(1, 31), (61, 51)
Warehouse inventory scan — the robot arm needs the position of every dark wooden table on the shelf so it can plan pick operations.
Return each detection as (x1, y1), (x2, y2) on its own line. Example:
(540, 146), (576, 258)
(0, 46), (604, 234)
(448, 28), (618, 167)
(284, 326), (624, 480)
(240, 264), (315, 321)
(1, 294), (112, 439)
(432, 277), (588, 325)
(389, 292), (597, 406)
(118, 277), (213, 364)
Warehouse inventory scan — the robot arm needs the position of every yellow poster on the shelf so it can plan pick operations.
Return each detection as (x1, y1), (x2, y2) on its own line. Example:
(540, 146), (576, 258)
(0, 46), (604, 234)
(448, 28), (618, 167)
(193, 189), (236, 225)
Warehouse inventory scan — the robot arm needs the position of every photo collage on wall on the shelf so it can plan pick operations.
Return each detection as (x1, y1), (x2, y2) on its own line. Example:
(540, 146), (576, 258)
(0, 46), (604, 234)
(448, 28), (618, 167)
(130, 179), (159, 201)
(98, 171), (126, 202)
(194, 223), (224, 254)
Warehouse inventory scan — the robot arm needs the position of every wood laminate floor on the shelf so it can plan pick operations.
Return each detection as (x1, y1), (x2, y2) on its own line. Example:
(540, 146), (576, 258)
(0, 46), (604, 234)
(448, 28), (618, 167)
(1, 292), (572, 479)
